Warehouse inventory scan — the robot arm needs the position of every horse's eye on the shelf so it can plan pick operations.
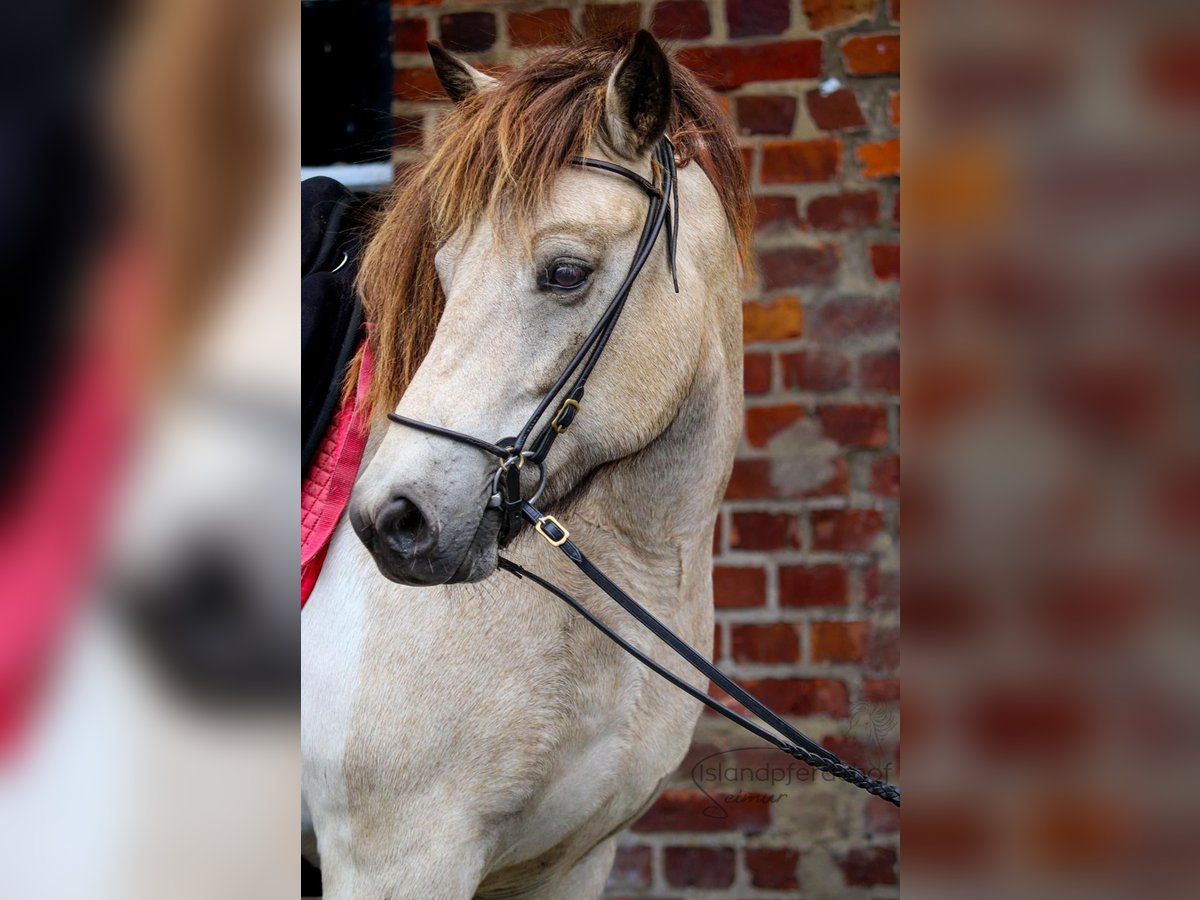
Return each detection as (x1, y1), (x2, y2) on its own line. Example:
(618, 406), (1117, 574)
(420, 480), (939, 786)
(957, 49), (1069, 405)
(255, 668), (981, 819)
(542, 260), (592, 291)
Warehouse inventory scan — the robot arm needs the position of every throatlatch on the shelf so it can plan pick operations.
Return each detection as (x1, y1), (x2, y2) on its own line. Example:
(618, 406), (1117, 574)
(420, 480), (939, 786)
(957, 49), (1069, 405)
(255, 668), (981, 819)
(386, 137), (901, 808)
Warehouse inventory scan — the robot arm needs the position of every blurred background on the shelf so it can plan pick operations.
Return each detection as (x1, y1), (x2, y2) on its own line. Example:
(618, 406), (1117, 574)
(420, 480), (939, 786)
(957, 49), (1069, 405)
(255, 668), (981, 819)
(0, 0), (298, 897)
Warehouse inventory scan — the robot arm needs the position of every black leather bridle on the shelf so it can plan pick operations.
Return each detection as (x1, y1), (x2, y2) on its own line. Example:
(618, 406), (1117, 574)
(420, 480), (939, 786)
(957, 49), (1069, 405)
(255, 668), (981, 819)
(387, 137), (900, 807)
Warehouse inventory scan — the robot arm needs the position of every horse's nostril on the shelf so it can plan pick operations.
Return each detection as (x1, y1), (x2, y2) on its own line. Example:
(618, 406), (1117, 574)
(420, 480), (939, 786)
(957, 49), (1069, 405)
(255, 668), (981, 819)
(375, 496), (437, 557)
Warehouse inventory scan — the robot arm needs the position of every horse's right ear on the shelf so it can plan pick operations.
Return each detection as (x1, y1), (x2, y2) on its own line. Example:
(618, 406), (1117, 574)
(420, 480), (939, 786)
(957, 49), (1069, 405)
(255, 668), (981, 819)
(428, 42), (497, 103)
(602, 31), (673, 159)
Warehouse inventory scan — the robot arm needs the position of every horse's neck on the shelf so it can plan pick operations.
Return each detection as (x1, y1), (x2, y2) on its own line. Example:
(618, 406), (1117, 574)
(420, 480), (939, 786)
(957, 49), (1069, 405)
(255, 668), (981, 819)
(573, 331), (741, 567)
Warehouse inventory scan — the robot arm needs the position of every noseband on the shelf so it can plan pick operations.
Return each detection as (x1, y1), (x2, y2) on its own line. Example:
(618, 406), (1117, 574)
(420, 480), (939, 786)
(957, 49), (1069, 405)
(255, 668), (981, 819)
(385, 136), (900, 807)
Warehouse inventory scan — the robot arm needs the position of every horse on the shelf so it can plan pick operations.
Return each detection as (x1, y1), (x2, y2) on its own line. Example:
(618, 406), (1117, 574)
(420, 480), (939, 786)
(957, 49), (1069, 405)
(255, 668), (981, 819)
(302, 31), (752, 898)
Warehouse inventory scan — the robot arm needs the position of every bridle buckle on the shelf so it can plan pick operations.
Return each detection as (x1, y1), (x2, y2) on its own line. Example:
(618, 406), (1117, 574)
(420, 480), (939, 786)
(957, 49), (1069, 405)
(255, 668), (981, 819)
(535, 514), (569, 547)
(550, 398), (580, 434)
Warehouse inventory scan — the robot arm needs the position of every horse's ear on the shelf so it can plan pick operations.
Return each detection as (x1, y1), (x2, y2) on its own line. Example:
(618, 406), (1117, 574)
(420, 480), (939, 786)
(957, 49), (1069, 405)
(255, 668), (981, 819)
(427, 41), (497, 103)
(602, 31), (673, 159)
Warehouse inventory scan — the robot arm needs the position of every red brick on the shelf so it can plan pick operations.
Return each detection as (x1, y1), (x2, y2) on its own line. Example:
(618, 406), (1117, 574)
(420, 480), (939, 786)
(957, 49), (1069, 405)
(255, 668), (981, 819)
(736, 95), (797, 136)
(869, 454), (900, 498)
(966, 684), (1094, 760)
(608, 844), (652, 889)
(802, 0), (874, 31)
(679, 41), (822, 90)
(810, 620), (869, 663)
(868, 627), (900, 670)
(838, 846), (898, 886)
(713, 565), (767, 608)
(761, 138), (841, 183)
(864, 678), (900, 703)
(508, 8), (572, 48)
(818, 403), (889, 447)
(583, 3), (641, 35)
(731, 623), (801, 664)
(720, 677), (850, 717)
(809, 296), (898, 342)
(730, 512), (801, 550)
(746, 404), (806, 448)
(439, 12), (496, 53)
(393, 67), (442, 102)
(393, 114), (424, 148)
(727, 0), (790, 39)
(712, 516), (722, 553)
(632, 789), (771, 832)
(871, 243), (900, 280)
(842, 34), (900, 76)
(779, 563), (848, 606)
(754, 196), (801, 232)
(805, 87), (867, 131)
(861, 348), (900, 394)
(725, 457), (849, 500)
(745, 847), (800, 889)
(394, 18), (428, 53)
(857, 138), (900, 178)
(724, 458), (774, 499)
(1142, 35), (1200, 110)
(807, 191), (880, 230)
(781, 349), (851, 392)
(664, 846), (736, 888)
(891, 0), (901, 22)
(811, 508), (884, 551)
(651, 0), (711, 39)
(759, 243), (840, 290)
(743, 297), (804, 342)
(713, 622), (722, 660)
(890, 90), (900, 126)
(743, 352), (773, 394)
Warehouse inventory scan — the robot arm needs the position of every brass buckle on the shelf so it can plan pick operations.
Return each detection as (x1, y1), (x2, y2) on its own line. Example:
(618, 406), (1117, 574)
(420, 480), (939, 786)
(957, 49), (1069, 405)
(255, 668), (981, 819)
(551, 398), (580, 434)
(535, 515), (569, 547)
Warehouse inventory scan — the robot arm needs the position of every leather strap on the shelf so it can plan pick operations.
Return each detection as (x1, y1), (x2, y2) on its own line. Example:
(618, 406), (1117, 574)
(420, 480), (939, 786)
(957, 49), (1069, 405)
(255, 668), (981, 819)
(504, 500), (902, 807)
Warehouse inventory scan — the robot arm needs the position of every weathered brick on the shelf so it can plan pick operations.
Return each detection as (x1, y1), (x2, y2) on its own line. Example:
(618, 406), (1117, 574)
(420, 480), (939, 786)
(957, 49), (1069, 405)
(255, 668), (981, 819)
(744, 352), (773, 394)
(746, 404), (806, 447)
(864, 677), (900, 703)
(807, 191), (880, 230)
(818, 403), (889, 447)
(439, 12), (496, 53)
(713, 565), (767, 608)
(759, 243), (840, 290)
(633, 789), (771, 832)
(761, 138), (842, 183)
(651, 0), (711, 39)
(779, 563), (849, 606)
(871, 243), (900, 280)
(583, 3), (641, 35)
(811, 508), (884, 551)
(809, 297), (898, 342)
(745, 847), (800, 889)
(727, 0), (790, 39)
(731, 623), (801, 663)
(841, 34), (901, 76)
(805, 87), (867, 131)
(394, 18), (428, 53)
(743, 297), (804, 342)
(838, 846), (898, 886)
(508, 8), (572, 48)
(810, 620), (869, 663)
(736, 95), (797, 135)
(678, 41), (822, 90)
(730, 512), (801, 550)
(868, 626), (900, 670)
(393, 67), (442, 102)
(754, 195), (802, 232)
(857, 138), (900, 178)
(607, 844), (652, 890)
(861, 348), (900, 394)
(664, 846), (736, 888)
(781, 349), (852, 392)
(869, 453), (900, 497)
(802, 0), (875, 31)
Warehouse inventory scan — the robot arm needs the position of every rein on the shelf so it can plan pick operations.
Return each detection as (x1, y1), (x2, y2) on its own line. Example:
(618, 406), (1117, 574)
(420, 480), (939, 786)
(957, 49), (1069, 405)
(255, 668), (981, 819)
(386, 137), (901, 808)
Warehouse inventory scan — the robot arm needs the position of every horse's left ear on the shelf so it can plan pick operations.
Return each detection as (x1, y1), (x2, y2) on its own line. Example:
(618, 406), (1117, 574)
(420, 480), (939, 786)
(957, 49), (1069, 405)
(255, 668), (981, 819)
(602, 31), (673, 160)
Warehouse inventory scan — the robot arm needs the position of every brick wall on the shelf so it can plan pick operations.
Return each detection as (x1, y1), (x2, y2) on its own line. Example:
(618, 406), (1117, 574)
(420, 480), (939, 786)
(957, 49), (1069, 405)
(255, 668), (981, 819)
(388, 1), (900, 896)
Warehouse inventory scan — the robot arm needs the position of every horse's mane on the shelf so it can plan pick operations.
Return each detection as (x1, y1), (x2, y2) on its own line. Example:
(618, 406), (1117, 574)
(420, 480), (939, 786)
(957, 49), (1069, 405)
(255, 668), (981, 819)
(353, 31), (753, 422)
